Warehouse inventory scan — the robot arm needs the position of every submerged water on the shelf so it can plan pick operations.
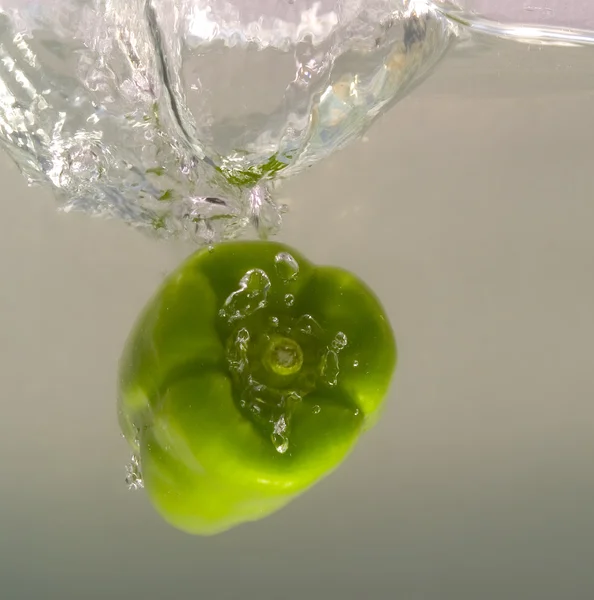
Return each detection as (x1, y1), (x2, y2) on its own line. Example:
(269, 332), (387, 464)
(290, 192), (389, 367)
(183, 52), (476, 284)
(2, 5), (594, 596)
(0, 0), (592, 243)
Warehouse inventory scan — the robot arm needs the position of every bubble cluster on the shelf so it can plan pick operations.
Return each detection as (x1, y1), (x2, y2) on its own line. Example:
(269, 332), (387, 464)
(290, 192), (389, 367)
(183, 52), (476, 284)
(125, 454), (144, 491)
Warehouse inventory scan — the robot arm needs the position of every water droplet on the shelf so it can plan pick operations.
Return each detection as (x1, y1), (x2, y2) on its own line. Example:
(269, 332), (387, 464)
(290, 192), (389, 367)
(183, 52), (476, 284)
(207, 244), (215, 253)
(236, 327), (250, 345)
(272, 434), (289, 454)
(284, 293), (295, 307)
(125, 454), (144, 491)
(296, 314), (323, 338)
(220, 268), (270, 322)
(244, 269), (271, 296)
(272, 416), (289, 453)
(332, 331), (348, 351)
(275, 252), (300, 282)
(249, 377), (265, 393)
(227, 327), (251, 375)
(320, 350), (340, 386)
(312, 405), (321, 414)
(283, 391), (302, 410)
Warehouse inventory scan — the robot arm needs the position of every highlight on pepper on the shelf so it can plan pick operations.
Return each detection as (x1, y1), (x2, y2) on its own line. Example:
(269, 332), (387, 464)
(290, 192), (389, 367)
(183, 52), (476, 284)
(118, 241), (397, 535)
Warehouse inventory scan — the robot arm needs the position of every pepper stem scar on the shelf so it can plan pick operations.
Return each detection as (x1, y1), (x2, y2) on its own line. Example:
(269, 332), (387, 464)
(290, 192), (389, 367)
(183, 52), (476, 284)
(264, 335), (303, 376)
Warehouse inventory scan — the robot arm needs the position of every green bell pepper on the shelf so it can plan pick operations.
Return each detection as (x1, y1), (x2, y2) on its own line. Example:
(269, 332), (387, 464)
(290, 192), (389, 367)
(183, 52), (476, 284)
(118, 241), (396, 535)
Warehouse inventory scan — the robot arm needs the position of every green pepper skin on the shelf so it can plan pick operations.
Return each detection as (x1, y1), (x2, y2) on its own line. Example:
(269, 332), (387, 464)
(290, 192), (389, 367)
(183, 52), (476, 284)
(118, 241), (396, 535)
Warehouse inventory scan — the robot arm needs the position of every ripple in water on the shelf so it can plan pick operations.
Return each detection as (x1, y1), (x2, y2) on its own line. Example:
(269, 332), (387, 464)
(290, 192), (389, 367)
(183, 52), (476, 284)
(0, 0), (456, 243)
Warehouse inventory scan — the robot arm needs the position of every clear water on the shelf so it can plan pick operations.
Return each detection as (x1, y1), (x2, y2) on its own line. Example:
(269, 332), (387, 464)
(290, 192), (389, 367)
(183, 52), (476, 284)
(0, 0), (592, 243)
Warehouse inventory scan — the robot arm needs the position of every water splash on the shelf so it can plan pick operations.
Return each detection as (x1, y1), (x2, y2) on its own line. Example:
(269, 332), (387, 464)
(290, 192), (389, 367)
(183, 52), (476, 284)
(219, 268), (271, 322)
(2, 1), (593, 244)
(274, 252), (300, 282)
(0, 0), (456, 243)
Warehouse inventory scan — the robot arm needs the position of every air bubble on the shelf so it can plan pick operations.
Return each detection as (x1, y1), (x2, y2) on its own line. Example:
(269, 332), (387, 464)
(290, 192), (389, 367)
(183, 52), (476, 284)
(296, 314), (323, 338)
(332, 331), (348, 351)
(353, 359), (359, 367)
(125, 454), (144, 491)
(227, 327), (250, 374)
(285, 391), (302, 406)
(272, 435), (289, 454)
(312, 405), (321, 414)
(236, 327), (250, 344)
(284, 293), (295, 307)
(274, 252), (300, 282)
(321, 350), (340, 386)
(272, 416), (289, 453)
(220, 268), (271, 322)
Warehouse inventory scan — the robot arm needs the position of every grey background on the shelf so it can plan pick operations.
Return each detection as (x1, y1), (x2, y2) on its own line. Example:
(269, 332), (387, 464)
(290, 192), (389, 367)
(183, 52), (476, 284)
(1, 38), (594, 599)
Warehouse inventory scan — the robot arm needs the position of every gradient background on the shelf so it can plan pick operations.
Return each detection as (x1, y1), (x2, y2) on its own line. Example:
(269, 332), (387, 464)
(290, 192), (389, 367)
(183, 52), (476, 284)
(1, 34), (594, 600)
